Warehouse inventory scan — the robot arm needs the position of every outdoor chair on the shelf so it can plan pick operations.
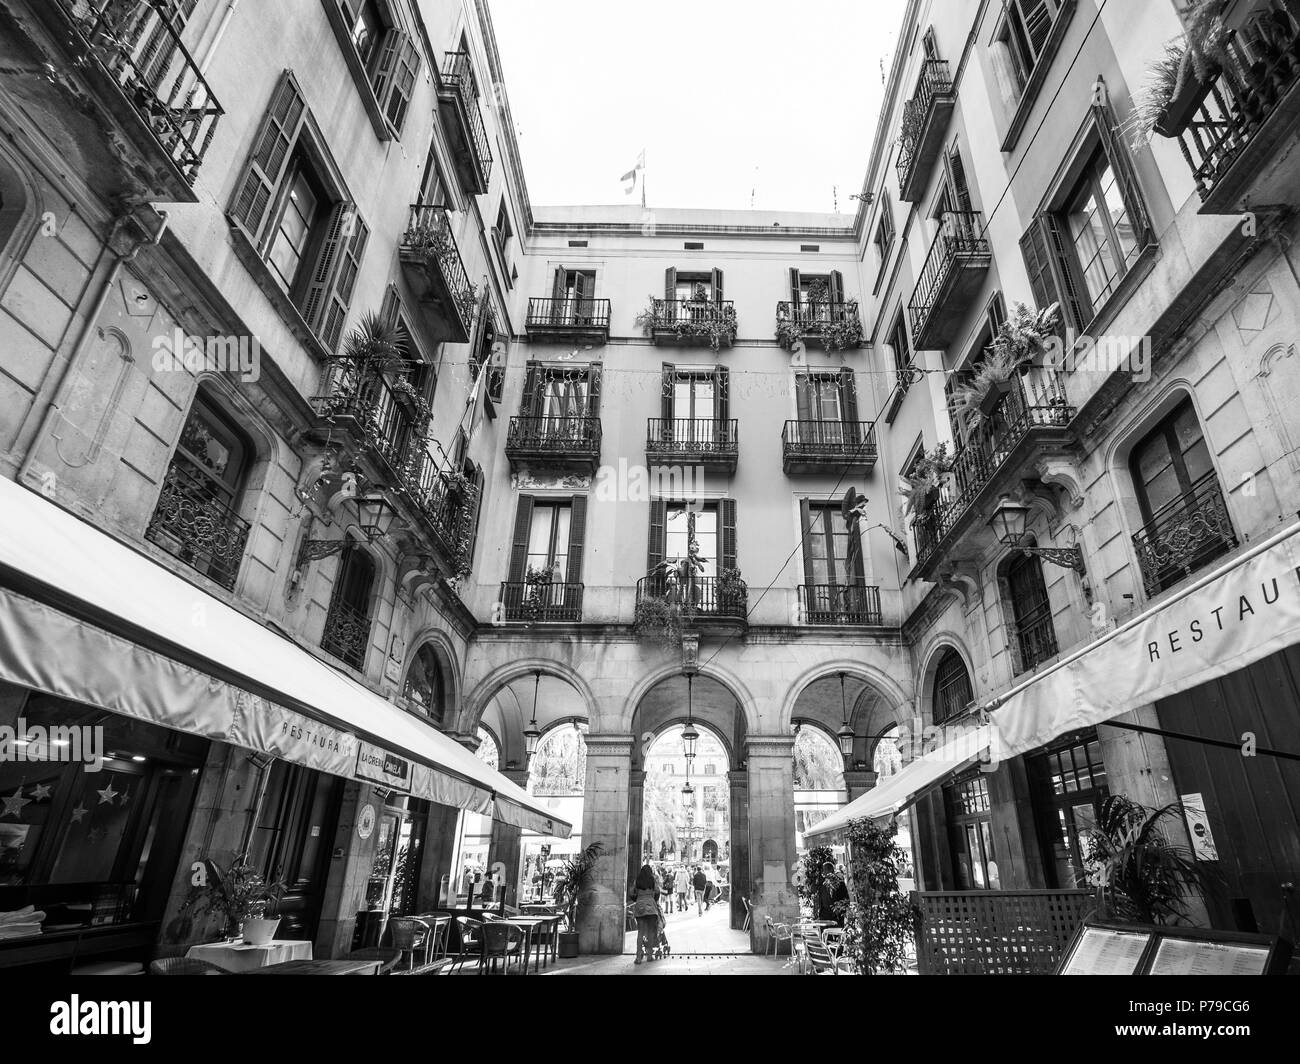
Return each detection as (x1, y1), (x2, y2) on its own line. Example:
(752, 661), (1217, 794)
(740, 896), (752, 933)
(822, 927), (845, 960)
(345, 947), (402, 974)
(148, 957), (230, 975)
(453, 916), (485, 974)
(386, 917), (429, 970)
(804, 935), (839, 975)
(414, 913), (454, 961)
(764, 917), (793, 957)
(480, 921), (526, 975)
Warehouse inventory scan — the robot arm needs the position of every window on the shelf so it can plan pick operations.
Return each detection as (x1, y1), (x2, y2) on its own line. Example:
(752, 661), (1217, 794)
(888, 314), (913, 396)
(646, 498), (737, 583)
(1029, 733), (1108, 888)
(519, 362), (602, 441)
(493, 200), (513, 267)
(402, 643), (447, 725)
(660, 364), (731, 445)
(331, 0), (422, 136)
(229, 73), (369, 351)
(1006, 552), (1057, 673)
(794, 369), (859, 440)
(788, 268), (847, 319)
(944, 771), (1001, 890)
(872, 195), (895, 283)
(932, 648), (973, 724)
(506, 495), (588, 618)
(550, 268), (597, 323)
(320, 539), (375, 670)
(994, 0), (1066, 94)
(945, 294), (1007, 444)
(1063, 148), (1141, 312)
(800, 501), (864, 588)
(145, 390), (251, 590)
(343, 0), (383, 64)
(663, 267), (725, 314)
(417, 144), (447, 206)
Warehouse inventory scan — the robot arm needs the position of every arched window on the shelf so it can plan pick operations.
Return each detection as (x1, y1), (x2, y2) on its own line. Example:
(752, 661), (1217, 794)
(932, 649), (973, 724)
(475, 726), (499, 771)
(321, 539), (375, 670)
(528, 723), (587, 797)
(793, 727), (845, 792)
(873, 725), (903, 779)
(403, 643), (447, 725)
(1007, 552), (1057, 673)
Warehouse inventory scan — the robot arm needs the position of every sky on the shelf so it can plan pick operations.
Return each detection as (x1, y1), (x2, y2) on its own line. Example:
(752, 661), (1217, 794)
(489, 0), (910, 213)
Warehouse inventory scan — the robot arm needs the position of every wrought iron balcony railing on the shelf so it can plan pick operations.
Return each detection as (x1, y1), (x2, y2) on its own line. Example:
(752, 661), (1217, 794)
(506, 415), (601, 459)
(913, 372), (1074, 571)
(57, 0), (224, 183)
(775, 300), (864, 349)
(439, 50), (493, 191)
(320, 598), (370, 670)
(799, 584), (882, 626)
(525, 298), (613, 334)
(1015, 609), (1059, 674)
(1131, 474), (1237, 597)
(145, 463), (250, 591)
(649, 299), (738, 346)
(1169, 0), (1300, 213)
(908, 211), (992, 348)
(782, 420), (877, 472)
(499, 581), (584, 623)
(314, 363), (417, 476)
(896, 59), (955, 200)
(646, 418), (739, 457)
(400, 203), (476, 340)
(635, 574), (747, 620)
(402, 444), (477, 572)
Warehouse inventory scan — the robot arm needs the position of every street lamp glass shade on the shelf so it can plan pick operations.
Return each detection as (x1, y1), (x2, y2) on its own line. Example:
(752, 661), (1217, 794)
(837, 722), (855, 759)
(354, 494), (396, 541)
(681, 720), (699, 762)
(523, 721), (541, 757)
(681, 780), (695, 801)
(989, 495), (1030, 546)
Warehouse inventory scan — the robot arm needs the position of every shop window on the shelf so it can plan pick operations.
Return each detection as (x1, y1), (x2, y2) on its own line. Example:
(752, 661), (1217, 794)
(1006, 551), (1057, 674)
(943, 771), (1000, 890)
(402, 643), (447, 726)
(320, 539), (375, 670)
(1029, 733), (1108, 889)
(932, 648), (973, 724)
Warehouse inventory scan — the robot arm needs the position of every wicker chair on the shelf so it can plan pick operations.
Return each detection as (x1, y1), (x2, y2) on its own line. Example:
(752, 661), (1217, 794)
(345, 947), (402, 975)
(385, 917), (428, 970)
(453, 916), (485, 974)
(148, 957), (231, 975)
(480, 921), (525, 975)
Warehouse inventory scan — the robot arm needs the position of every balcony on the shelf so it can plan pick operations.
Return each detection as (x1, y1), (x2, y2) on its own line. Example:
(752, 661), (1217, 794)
(313, 364), (417, 482)
(320, 599), (369, 670)
(499, 581), (584, 623)
(635, 574), (747, 628)
(10, 0), (224, 202)
(399, 204), (475, 344)
(912, 372), (1076, 579)
(782, 420), (877, 475)
(775, 301), (864, 351)
(437, 50), (493, 194)
(799, 584), (883, 626)
(145, 464), (250, 591)
(909, 212), (992, 349)
(896, 59), (956, 203)
(648, 299), (738, 348)
(1164, 1), (1300, 215)
(402, 445), (479, 575)
(1132, 474), (1238, 597)
(525, 298), (612, 344)
(646, 418), (738, 475)
(505, 415), (602, 475)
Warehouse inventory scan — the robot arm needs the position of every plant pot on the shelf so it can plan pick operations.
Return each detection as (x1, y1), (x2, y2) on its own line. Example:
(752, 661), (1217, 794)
(242, 918), (281, 946)
(1154, 65), (1220, 138)
(979, 379), (1013, 417)
(558, 930), (580, 958)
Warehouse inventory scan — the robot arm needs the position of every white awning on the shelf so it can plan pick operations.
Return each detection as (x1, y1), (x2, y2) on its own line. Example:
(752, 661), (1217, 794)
(0, 478), (570, 839)
(803, 726), (993, 840)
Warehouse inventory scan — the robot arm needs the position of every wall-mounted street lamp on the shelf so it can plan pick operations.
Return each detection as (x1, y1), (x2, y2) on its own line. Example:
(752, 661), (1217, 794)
(989, 494), (1086, 574)
(297, 494), (397, 565)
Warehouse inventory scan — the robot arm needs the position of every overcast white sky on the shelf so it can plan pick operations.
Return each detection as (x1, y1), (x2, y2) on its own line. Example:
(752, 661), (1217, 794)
(489, 0), (909, 212)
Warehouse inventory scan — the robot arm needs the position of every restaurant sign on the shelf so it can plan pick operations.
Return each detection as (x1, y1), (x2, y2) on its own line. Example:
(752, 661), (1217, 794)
(355, 741), (412, 791)
(227, 694), (357, 777)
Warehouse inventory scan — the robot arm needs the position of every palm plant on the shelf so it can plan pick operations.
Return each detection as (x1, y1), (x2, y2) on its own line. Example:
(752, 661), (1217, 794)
(343, 311), (409, 373)
(1083, 795), (1217, 925)
(555, 841), (605, 932)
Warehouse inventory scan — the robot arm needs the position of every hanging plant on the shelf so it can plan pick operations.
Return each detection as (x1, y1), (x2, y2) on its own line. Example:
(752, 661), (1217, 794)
(636, 294), (737, 351)
(947, 302), (1061, 433)
(1129, 2), (1232, 145)
(521, 561), (560, 623)
(776, 302), (863, 351)
(838, 818), (920, 975)
(632, 594), (689, 649)
(717, 567), (749, 613)
(898, 442), (954, 523)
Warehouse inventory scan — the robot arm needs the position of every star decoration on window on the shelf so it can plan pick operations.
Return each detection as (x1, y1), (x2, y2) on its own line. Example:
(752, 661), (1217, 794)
(1, 787), (32, 819)
(29, 783), (52, 801)
(96, 783), (119, 805)
(70, 805), (88, 824)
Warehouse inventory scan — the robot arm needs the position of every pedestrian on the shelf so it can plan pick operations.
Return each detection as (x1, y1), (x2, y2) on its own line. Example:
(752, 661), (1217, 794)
(674, 864), (689, 912)
(692, 865), (707, 916)
(629, 863), (662, 964)
(816, 860), (849, 927)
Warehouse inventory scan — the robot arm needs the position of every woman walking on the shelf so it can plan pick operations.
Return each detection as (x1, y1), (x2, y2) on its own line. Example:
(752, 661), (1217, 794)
(630, 863), (661, 964)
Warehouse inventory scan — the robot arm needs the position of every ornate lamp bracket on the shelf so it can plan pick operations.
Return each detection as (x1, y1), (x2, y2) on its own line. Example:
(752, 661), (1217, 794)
(1019, 544), (1087, 574)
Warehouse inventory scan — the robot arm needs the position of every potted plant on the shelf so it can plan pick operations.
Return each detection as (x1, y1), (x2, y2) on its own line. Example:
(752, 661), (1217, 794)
(182, 853), (286, 943)
(839, 817), (920, 974)
(898, 442), (954, 523)
(1128, 2), (1231, 144)
(342, 311), (408, 375)
(717, 567), (748, 615)
(522, 561), (559, 622)
(554, 841), (605, 957)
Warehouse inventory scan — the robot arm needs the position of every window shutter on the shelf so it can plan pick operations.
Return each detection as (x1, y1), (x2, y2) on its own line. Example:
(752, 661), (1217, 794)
(711, 267), (724, 303)
(1018, 219), (1074, 328)
(922, 25), (939, 59)
(379, 285), (400, 329)
(1018, 0), (1056, 56)
(950, 147), (973, 213)
(588, 363), (603, 418)
(720, 498), (737, 572)
(566, 495), (588, 585)
(788, 267), (801, 307)
(468, 462), (485, 561)
(839, 368), (860, 443)
(508, 495), (534, 583)
(661, 362), (675, 423)
(229, 72), (306, 246)
(307, 207), (369, 351)
(794, 373), (812, 422)
(521, 361), (539, 417)
(551, 267), (565, 302)
(664, 266), (677, 302)
(372, 30), (421, 134)
(1092, 97), (1152, 245)
(647, 499), (667, 573)
(715, 365), (730, 423)
(1042, 213), (1089, 328)
(828, 269), (845, 305)
(798, 499), (818, 589)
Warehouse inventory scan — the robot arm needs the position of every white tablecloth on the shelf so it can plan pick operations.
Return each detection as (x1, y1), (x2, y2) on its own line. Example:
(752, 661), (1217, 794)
(186, 939), (313, 972)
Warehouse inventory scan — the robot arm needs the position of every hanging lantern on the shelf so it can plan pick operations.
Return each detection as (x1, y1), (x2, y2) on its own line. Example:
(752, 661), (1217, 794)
(837, 672), (855, 759)
(523, 671), (542, 757)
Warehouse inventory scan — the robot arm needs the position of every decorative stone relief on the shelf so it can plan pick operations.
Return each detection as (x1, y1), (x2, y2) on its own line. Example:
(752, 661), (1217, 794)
(1035, 456), (1086, 510)
(52, 327), (134, 469)
(1257, 343), (1300, 472)
(510, 470), (592, 491)
(1230, 281), (1277, 338)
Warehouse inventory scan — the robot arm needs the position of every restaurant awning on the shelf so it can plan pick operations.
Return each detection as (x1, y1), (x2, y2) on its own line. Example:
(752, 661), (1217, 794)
(803, 726), (993, 840)
(0, 478), (570, 839)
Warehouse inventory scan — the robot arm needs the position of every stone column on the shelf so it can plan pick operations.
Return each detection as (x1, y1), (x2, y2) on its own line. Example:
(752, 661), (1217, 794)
(727, 769), (749, 930)
(315, 781), (383, 957)
(843, 768), (878, 801)
(417, 803), (463, 910)
(745, 735), (798, 955)
(487, 767), (530, 908)
(577, 733), (634, 955)
(626, 769), (645, 885)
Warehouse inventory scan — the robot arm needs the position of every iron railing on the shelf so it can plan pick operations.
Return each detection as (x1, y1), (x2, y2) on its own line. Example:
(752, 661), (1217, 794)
(1131, 474), (1237, 596)
(145, 463), (250, 590)
(59, 0), (224, 182)
(649, 299), (738, 344)
(401, 203), (476, 336)
(908, 211), (990, 342)
(1014, 606), (1059, 674)
(913, 372), (1074, 569)
(506, 415), (602, 454)
(896, 59), (954, 194)
(402, 444), (477, 571)
(440, 50), (493, 189)
(636, 574), (747, 619)
(314, 363), (417, 475)
(1173, 1), (1300, 204)
(526, 297), (612, 332)
(320, 598), (370, 670)
(646, 418), (738, 455)
(782, 420), (877, 461)
(499, 581), (584, 622)
(933, 659), (974, 724)
(775, 300), (862, 336)
(799, 584), (882, 625)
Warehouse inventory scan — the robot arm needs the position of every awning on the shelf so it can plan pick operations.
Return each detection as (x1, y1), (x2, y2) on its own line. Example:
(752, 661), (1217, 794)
(988, 519), (1300, 765)
(0, 478), (570, 838)
(803, 725), (993, 840)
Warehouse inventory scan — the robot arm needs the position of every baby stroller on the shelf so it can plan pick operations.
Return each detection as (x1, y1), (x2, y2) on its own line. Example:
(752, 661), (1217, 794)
(654, 904), (671, 959)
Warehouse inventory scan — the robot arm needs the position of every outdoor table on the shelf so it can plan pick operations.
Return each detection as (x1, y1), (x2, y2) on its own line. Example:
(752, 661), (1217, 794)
(497, 916), (559, 974)
(244, 958), (380, 975)
(413, 915), (452, 962)
(186, 939), (312, 972)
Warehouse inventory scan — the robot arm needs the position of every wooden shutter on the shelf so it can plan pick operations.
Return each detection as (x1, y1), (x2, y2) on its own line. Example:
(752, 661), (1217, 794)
(587, 363), (603, 418)
(788, 267), (801, 307)
(508, 495), (534, 583)
(839, 368), (860, 444)
(1092, 97), (1152, 245)
(521, 362), (539, 417)
(794, 373), (812, 422)
(711, 268), (724, 303)
(468, 462), (485, 562)
(828, 269), (845, 305)
(566, 495), (588, 585)
(308, 208), (370, 351)
(922, 25), (939, 59)
(661, 362), (675, 422)
(1019, 219), (1077, 329)
(798, 499), (818, 588)
(230, 72), (306, 246)
(664, 266), (677, 302)
(950, 147), (973, 213)
(647, 499), (667, 573)
(720, 498), (737, 572)
(1017, 0), (1057, 56)
(714, 365), (730, 423)
(373, 30), (421, 134)
(551, 267), (565, 302)
(1043, 213), (1089, 328)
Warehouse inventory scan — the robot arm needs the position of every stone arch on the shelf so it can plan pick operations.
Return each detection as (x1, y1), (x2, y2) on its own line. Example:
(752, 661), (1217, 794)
(776, 659), (911, 735)
(916, 634), (978, 726)
(0, 139), (42, 294)
(460, 659), (599, 736)
(616, 659), (758, 736)
(640, 713), (737, 771)
(399, 626), (461, 729)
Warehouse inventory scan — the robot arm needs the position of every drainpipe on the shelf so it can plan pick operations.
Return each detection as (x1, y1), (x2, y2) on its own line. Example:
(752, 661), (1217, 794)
(18, 207), (170, 483)
(197, 0), (241, 77)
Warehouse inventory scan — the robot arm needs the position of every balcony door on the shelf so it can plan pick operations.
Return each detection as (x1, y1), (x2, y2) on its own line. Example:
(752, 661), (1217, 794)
(646, 499), (737, 610)
(799, 500), (867, 619)
(789, 268), (846, 322)
(507, 495), (588, 616)
(794, 370), (859, 447)
(1007, 552), (1057, 673)
(552, 268), (596, 324)
(321, 539), (375, 670)
(944, 772), (1000, 890)
(663, 366), (730, 447)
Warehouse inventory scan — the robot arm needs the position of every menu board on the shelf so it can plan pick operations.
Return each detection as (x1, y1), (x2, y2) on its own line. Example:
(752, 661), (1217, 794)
(1148, 937), (1271, 976)
(1061, 927), (1151, 975)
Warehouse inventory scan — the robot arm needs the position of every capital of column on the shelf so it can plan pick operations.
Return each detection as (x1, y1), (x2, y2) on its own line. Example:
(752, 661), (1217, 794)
(744, 734), (796, 760)
(497, 767), (530, 788)
(725, 769), (749, 788)
(582, 733), (636, 758)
